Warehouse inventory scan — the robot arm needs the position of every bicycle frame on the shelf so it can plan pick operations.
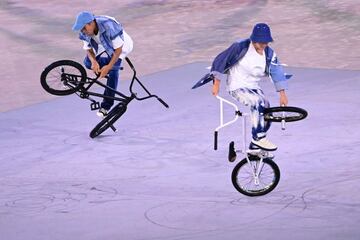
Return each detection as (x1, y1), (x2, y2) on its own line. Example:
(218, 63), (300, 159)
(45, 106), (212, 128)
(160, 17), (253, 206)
(214, 95), (272, 183)
(214, 94), (306, 195)
(70, 57), (167, 109)
(58, 57), (168, 134)
(214, 95), (248, 153)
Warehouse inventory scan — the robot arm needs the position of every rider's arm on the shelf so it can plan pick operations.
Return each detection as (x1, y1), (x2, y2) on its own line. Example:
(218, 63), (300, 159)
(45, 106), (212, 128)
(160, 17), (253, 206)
(279, 90), (288, 106)
(86, 49), (100, 74)
(86, 49), (97, 64)
(212, 78), (220, 96)
(98, 47), (122, 78)
(106, 35), (125, 69)
(106, 47), (122, 69)
(269, 52), (289, 92)
(269, 51), (289, 106)
(210, 41), (247, 96)
(99, 35), (124, 78)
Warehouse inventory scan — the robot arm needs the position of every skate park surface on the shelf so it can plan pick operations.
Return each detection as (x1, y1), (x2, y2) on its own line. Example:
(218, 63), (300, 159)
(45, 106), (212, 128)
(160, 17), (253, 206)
(1, 62), (360, 240)
(1, 0), (360, 239)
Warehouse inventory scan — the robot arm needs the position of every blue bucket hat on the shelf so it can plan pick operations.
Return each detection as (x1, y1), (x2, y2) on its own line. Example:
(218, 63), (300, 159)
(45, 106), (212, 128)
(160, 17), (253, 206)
(250, 23), (273, 43)
(72, 11), (95, 31)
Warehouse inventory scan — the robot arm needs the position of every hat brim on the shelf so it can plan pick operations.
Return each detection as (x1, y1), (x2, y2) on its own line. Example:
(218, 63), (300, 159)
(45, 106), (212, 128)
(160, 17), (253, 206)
(72, 18), (94, 31)
(250, 36), (274, 43)
(72, 23), (85, 31)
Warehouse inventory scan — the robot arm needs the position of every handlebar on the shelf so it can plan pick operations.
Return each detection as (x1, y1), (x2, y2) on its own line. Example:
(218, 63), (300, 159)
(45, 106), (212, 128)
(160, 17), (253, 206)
(124, 57), (169, 109)
(214, 131), (218, 150)
(125, 57), (135, 72)
(157, 97), (169, 108)
(89, 55), (169, 109)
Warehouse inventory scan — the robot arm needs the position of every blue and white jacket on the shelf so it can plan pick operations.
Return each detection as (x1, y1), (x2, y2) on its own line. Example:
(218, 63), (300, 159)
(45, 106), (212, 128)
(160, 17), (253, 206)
(79, 16), (123, 57)
(192, 39), (291, 91)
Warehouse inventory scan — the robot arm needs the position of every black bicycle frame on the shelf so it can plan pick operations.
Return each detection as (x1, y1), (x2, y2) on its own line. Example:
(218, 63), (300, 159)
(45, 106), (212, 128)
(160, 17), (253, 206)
(68, 57), (168, 108)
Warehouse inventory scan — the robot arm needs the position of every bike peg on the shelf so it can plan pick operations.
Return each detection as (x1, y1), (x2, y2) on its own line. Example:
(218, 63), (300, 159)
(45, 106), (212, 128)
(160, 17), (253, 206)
(280, 105), (286, 130)
(281, 119), (286, 130)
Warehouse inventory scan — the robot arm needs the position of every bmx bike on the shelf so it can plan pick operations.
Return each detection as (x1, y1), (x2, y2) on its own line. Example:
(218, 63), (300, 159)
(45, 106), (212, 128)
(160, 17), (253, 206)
(40, 57), (169, 138)
(214, 96), (307, 196)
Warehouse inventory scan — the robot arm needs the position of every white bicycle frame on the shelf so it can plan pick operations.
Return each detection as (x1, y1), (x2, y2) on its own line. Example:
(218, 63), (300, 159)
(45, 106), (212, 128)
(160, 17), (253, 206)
(214, 95), (274, 185)
(214, 95), (248, 153)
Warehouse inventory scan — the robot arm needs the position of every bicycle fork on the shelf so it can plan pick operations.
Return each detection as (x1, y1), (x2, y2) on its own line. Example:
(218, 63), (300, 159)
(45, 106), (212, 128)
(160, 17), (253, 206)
(246, 157), (262, 185)
(214, 95), (270, 185)
(246, 150), (269, 185)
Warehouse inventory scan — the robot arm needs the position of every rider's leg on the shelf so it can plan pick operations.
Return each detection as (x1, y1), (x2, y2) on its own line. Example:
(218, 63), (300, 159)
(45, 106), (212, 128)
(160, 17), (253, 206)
(83, 56), (92, 69)
(249, 89), (271, 140)
(96, 57), (122, 111)
(100, 69), (119, 110)
(83, 55), (122, 71)
(83, 56), (122, 115)
(230, 88), (276, 151)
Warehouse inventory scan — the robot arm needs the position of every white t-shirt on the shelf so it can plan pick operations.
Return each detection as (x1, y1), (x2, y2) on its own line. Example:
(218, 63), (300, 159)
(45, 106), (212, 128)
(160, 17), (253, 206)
(227, 42), (272, 91)
(83, 30), (133, 59)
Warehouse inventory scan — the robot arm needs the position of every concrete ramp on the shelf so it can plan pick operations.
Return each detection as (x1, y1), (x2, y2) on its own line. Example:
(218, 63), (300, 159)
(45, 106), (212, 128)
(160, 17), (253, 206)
(0, 62), (360, 240)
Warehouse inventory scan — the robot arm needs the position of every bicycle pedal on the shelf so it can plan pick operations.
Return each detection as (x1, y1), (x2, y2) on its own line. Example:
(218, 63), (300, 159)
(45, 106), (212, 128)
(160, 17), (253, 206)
(246, 149), (261, 155)
(247, 153), (260, 161)
(228, 141), (237, 162)
(258, 150), (273, 159)
(246, 150), (275, 160)
(90, 102), (100, 111)
(265, 153), (275, 160)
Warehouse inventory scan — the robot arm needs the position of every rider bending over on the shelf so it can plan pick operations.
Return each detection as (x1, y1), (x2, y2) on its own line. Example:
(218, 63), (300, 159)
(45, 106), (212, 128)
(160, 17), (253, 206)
(72, 11), (133, 117)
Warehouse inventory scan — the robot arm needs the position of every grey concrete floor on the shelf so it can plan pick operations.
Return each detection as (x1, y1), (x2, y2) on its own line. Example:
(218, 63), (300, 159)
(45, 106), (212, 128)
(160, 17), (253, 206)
(0, 61), (359, 240)
(1, 1), (360, 239)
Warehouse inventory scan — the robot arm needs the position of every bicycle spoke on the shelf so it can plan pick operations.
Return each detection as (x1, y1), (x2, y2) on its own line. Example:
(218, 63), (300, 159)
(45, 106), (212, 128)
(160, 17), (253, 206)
(264, 107), (307, 123)
(233, 159), (279, 195)
(243, 179), (255, 191)
(45, 65), (82, 91)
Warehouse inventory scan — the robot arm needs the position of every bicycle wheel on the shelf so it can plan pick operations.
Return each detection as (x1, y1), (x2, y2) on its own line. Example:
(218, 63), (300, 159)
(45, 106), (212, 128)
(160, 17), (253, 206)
(40, 60), (87, 96)
(231, 157), (280, 197)
(264, 106), (307, 122)
(89, 104), (127, 138)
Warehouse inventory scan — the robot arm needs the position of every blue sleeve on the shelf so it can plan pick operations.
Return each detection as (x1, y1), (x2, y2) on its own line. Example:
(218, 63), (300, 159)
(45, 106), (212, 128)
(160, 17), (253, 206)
(104, 21), (123, 40)
(192, 40), (248, 89)
(269, 55), (291, 91)
(210, 42), (242, 81)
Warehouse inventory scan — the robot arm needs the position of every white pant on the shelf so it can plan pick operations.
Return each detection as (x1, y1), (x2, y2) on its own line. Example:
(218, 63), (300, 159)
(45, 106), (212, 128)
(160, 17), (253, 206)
(229, 88), (271, 140)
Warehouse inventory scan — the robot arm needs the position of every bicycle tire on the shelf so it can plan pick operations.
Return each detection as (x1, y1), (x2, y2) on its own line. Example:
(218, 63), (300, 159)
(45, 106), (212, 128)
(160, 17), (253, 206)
(40, 60), (87, 96)
(264, 106), (307, 122)
(231, 157), (280, 197)
(89, 104), (127, 138)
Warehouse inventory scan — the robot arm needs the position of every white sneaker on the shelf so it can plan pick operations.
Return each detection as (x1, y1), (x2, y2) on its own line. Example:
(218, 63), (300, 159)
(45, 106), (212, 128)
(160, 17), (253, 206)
(251, 138), (277, 151)
(96, 108), (108, 118)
